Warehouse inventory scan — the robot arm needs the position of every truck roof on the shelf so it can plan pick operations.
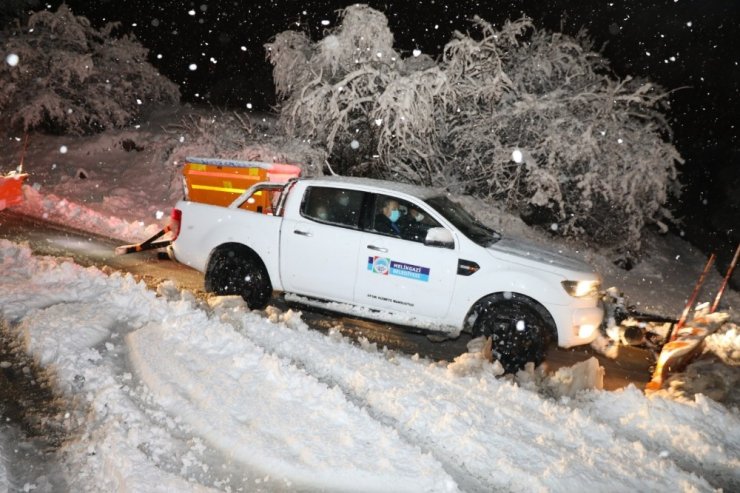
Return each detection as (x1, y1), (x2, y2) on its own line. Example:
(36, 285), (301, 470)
(299, 175), (444, 200)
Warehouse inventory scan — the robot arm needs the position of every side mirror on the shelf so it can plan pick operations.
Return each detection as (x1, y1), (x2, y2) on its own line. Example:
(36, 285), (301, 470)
(424, 227), (454, 248)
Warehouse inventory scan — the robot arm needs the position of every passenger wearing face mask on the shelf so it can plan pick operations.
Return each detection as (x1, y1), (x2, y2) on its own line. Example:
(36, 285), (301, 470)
(398, 206), (427, 241)
(374, 197), (401, 236)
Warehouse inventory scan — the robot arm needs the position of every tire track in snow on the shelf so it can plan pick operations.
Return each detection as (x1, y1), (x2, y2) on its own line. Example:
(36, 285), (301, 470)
(225, 305), (718, 492)
(127, 307), (457, 492)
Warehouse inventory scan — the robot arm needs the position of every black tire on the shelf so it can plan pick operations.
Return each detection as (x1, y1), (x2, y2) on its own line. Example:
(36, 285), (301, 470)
(205, 247), (272, 309)
(471, 294), (551, 373)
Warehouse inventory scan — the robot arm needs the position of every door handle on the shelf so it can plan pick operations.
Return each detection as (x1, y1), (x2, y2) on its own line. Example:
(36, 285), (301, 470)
(367, 245), (388, 252)
(294, 230), (312, 237)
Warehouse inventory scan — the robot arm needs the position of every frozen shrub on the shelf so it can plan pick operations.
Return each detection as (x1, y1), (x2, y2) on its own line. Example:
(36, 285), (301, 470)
(0, 4), (179, 135)
(266, 5), (682, 256)
(443, 17), (681, 254)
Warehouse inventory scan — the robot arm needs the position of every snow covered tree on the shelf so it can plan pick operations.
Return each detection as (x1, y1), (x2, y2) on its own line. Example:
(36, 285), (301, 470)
(266, 5), (682, 257)
(0, 4), (179, 135)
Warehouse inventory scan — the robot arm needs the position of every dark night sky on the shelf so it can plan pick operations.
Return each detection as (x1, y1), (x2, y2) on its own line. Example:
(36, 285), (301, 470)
(23, 0), (740, 257)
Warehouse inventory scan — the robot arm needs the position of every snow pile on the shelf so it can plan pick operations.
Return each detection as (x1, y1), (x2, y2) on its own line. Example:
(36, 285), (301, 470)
(705, 323), (740, 366)
(580, 387), (740, 487)
(541, 357), (605, 396)
(16, 185), (159, 242)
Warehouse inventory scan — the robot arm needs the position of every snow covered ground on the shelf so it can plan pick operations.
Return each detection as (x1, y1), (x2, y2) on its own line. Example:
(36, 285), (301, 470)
(1, 110), (739, 491)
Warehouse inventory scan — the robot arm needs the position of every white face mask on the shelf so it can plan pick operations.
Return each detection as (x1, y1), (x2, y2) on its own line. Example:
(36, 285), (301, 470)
(338, 195), (350, 206)
(414, 213), (424, 222)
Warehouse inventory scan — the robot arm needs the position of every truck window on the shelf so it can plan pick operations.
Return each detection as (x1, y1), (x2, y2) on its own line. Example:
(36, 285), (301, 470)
(426, 195), (501, 247)
(301, 186), (364, 228)
(237, 187), (283, 215)
(369, 194), (443, 243)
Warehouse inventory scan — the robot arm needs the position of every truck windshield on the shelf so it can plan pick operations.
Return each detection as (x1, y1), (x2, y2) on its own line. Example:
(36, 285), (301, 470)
(426, 195), (501, 247)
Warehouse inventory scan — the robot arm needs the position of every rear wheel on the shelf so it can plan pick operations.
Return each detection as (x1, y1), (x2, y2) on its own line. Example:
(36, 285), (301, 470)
(205, 247), (272, 309)
(471, 294), (552, 373)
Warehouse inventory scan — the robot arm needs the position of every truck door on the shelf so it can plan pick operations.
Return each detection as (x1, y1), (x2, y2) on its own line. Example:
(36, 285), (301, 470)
(279, 186), (365, 303)
(355, 194), (458, 319)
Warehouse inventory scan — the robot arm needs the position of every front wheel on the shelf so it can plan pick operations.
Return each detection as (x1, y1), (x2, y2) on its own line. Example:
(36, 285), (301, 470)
(471, 295), (551, 373)
(205, 248), (272, 309)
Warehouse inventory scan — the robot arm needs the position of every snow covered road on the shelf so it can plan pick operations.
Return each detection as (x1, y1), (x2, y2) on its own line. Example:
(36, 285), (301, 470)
(1, 240), (739, 492)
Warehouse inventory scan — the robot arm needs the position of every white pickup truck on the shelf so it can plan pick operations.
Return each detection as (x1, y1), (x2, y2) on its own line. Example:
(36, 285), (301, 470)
(170, 173), (604, 372)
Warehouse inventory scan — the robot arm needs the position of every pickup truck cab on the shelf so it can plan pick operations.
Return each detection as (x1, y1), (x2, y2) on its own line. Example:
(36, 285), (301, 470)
(171, 175), (603, 372)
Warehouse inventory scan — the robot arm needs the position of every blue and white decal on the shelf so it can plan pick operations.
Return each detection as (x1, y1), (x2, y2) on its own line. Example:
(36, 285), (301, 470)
(367, 257), (430, 282)
(368, 256), (391, 275)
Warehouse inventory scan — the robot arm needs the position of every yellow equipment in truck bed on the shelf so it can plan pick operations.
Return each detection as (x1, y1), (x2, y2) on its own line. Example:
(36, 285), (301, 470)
(116, 157), (301, 255)
(183, 157), (301, 212)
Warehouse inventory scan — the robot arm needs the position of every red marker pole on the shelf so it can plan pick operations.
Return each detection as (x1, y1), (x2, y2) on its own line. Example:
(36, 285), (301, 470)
(670, 253), (716, 341)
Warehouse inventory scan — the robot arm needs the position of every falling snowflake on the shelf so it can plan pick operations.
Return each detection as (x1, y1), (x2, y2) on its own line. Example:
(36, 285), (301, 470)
(321, 20), (330, 26)
(412, 49), (421, 57)
(59, 145), (68, 154)
(5, 53), (19, 67)
(350, 140), (360, 150)
(512, 149), (523, 163)
(188, 63), (197, 71)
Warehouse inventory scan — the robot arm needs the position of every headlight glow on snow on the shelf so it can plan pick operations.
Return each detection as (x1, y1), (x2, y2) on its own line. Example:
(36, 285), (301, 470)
(561, 280), (600, 298)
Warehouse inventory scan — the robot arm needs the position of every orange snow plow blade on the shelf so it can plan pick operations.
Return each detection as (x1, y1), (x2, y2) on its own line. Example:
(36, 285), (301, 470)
(0, 172), (28, 210)
(646, 244), (738, 391)
(645, 327), (710, 391)
(183, 157), (301, 210)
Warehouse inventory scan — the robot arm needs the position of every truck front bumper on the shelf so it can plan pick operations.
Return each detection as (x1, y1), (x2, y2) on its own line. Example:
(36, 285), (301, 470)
(550, 303), (604, 348)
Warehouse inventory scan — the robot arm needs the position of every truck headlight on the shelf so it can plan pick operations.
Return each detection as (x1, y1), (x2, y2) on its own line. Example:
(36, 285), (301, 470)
(561, 280), (600, 298)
